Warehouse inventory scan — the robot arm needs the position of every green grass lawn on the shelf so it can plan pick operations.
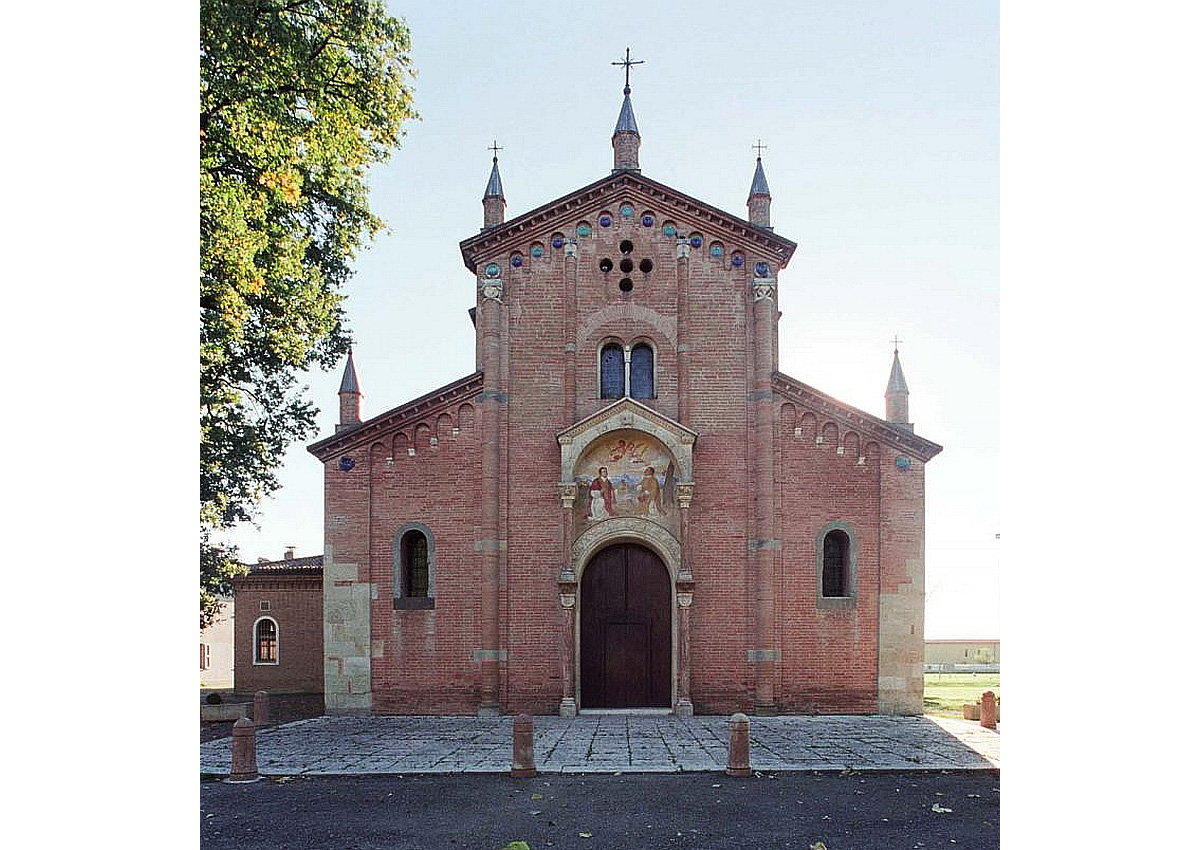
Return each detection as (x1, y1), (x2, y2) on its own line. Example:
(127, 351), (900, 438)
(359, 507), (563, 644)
(923, 672), (1000, 719)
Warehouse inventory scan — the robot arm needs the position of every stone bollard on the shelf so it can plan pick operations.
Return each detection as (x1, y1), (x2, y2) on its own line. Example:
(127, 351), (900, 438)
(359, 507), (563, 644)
(229, 717), (258, 782)
(726, 713), (751, 777)
(511, 713), (536, 778)
(253, 690), (270, 726)
(980, 691), (997, 729)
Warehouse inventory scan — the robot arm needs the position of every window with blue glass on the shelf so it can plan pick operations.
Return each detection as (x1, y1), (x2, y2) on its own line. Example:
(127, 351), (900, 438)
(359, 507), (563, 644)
(600, 343), (625, 399)
(630, 343), (654, 398)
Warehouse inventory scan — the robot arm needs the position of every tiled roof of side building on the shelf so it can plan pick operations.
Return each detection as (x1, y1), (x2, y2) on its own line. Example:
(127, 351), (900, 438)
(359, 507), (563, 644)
(245, 554), (324, 573)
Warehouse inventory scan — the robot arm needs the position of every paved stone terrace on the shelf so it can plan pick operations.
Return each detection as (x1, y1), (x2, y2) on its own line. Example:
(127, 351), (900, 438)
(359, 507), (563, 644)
(200, 714), (998, 776)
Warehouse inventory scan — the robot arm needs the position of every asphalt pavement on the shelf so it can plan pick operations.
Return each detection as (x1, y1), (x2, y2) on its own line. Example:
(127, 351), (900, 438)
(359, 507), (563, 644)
(200, 770), (1000, 850)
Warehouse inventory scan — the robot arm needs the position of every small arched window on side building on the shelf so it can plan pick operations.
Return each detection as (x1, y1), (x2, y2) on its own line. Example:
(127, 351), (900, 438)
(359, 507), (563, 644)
(253, 616), (278, 664)
(629, 342), (655, 399)
(600, 342), (625, 399)
(394, 523), (435, 609)
(816, 524), (857, 609)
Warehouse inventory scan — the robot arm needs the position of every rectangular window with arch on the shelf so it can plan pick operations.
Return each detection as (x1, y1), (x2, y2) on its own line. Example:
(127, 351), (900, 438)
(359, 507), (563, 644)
(816, 524), (857, 609)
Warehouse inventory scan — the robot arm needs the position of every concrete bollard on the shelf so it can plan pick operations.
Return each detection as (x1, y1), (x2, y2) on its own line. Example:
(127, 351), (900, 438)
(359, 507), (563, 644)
(229, 717), (258, 782)
(511, 713), (536, 778)
(253, 690), (270, 726)
(726, 712), (751, 777)
(980, 691), (997, 729)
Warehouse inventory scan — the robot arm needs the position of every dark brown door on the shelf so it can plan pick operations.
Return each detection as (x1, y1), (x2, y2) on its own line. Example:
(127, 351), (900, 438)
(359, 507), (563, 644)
(580, 544), (671, 708)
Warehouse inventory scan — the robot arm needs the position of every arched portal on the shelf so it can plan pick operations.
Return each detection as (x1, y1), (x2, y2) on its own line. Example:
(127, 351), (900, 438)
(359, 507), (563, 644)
(580, 543), (672, 708)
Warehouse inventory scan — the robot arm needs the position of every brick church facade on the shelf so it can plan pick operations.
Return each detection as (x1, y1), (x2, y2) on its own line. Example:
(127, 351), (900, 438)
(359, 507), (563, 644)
(308, 77), (941, 717)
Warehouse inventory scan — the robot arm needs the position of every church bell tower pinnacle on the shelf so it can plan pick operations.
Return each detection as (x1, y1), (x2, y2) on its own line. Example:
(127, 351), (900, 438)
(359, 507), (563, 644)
(611, 48), (643, 172)
(337, 347), (362, 432)
(885, 339), (912, 431)
(482, 141), (506, 230)
(747, 140), (772, 229)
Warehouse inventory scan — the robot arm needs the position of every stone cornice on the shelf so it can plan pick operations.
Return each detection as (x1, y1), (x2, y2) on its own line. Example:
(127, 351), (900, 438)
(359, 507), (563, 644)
(772, 371), (943, 462)
(459, 171), (797, 273)
(308, 372), (484, 461)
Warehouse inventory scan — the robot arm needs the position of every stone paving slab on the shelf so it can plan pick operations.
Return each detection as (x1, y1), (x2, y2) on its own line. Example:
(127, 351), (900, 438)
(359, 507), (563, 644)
(200, 714), (998, 776)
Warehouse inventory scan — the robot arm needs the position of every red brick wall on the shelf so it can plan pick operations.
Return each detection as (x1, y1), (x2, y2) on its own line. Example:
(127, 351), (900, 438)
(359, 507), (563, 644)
(233, 574), (323, 694)
(326, 188), (924, 716)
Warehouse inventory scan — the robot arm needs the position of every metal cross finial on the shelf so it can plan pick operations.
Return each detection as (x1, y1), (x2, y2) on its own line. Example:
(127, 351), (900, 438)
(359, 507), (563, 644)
(612, 47), (645, 94)
(487, 140), (503, 160)
(753, 139), (768, 158)
(891, 334), (903, 352)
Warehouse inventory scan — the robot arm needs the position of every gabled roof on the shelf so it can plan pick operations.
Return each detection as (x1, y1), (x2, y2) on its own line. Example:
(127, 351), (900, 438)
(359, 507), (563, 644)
(308, 371), (484, 461)
(773, 371), (942, 462)
(460, 170), (797, 273)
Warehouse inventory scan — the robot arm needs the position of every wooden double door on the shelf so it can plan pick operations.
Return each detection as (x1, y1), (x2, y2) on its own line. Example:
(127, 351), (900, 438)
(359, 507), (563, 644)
(580, 543), (671, 708)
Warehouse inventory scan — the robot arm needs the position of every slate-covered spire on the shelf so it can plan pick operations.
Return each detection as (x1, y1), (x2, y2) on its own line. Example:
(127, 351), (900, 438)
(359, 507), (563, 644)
(885, 343), (912, 430)
(482, 142), (506, 229)
(337, 347), (361, 432)
(747, 142), (772, 228)
(611, 48), (643, 172)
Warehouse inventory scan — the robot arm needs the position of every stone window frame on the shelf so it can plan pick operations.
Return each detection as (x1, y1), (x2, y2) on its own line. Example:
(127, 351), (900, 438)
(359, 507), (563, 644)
(253, 615), (279, 665)
(815, 522), (857, 610)
(393, 522), (436, 610)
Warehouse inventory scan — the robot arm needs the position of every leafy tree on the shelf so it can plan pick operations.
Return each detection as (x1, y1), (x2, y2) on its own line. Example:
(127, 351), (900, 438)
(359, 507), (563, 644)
(200, 0), (416, 627)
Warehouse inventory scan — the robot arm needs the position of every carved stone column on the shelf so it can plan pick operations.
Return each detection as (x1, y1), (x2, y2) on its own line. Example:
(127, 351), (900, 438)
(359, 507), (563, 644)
(557, 566), (578, 717)
(675, 483), (695, 716)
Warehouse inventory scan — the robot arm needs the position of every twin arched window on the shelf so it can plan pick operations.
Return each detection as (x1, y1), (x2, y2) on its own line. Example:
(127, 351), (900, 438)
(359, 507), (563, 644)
(599, 341), (655, 399)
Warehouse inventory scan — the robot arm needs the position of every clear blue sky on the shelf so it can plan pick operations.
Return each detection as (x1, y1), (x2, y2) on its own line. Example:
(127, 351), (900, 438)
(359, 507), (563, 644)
(222, 0), (1001, 640)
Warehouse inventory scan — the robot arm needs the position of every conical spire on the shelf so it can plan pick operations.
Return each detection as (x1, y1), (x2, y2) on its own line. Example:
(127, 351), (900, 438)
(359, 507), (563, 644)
(483, 156), (504, 200)
(614, 91), (639, 135)
(337, 347), (362, 431)
(887, 347), (909, 394)
(339, 347), (360, 394)
(749, 157), (771, 198)
(481, 142), (507, 229)
(747, 143), (772, 228)
(885, 342), (911, 429)
(611, 48), (643, 172)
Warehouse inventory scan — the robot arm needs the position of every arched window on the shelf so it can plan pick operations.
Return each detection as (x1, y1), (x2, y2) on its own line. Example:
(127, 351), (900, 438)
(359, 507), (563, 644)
(254, 617), (278, 664)
(816, 524), (857, 608)
(403, 530), (429, 597)
(630, 343), (654, 398)
(600, 343), (625, 399)
(822, 531), (849, 597)
(394, 523), (435, 609)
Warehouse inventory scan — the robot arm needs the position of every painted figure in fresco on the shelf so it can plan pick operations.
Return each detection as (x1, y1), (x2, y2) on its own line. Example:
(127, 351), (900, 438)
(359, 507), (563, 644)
(588, 466), (616, 521)
(636, 466), (665, 517)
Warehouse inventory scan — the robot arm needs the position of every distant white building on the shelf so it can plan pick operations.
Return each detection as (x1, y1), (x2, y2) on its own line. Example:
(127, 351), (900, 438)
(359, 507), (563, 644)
(200, 596), (234, 689)
(925, 639), (999, 672)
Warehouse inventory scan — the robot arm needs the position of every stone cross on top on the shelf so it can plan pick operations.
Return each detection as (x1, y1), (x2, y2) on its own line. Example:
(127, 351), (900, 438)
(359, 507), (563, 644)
(487, 140), (503, 159)
(612, 47), (645, 94)
(753, 139), (768, 158)
(891, 335), (903, 352)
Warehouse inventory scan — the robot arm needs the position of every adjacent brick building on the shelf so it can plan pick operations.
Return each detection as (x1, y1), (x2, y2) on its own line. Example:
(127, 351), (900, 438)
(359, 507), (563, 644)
(308, 79), (941, 717)
(231, 549), (324, 696)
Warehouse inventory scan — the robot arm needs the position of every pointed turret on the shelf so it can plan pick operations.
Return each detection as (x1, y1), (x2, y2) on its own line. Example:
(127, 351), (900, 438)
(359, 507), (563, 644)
(482, 146), (506, 230)
(337, 347), (361, 432)
(885, 345), (912, 431)
(610, 49), (644, 172)
(747, 153), (772, 229)
(612, 87), (641, 172)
